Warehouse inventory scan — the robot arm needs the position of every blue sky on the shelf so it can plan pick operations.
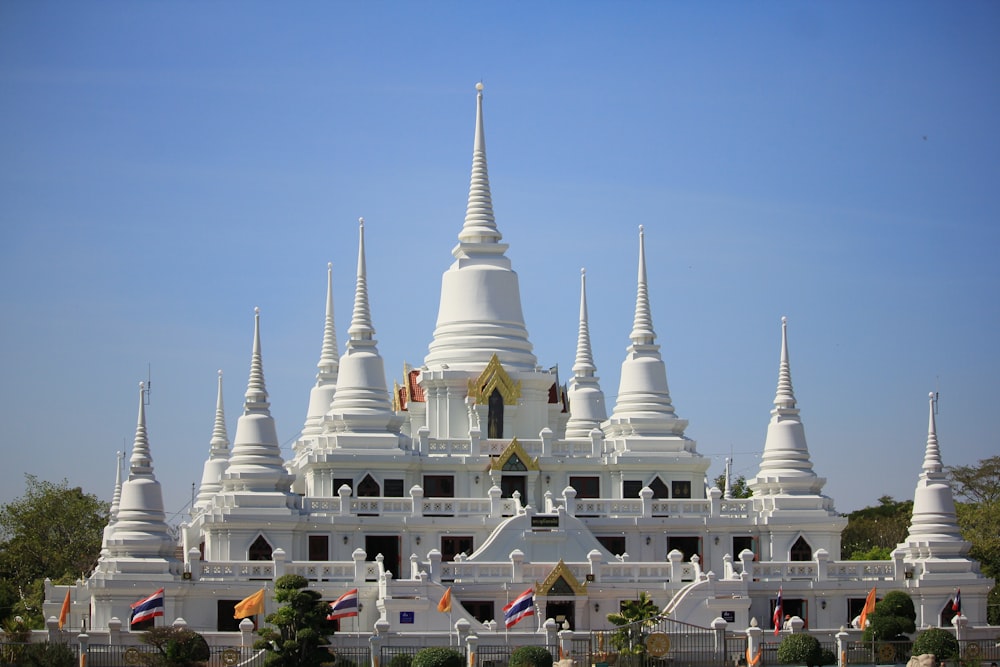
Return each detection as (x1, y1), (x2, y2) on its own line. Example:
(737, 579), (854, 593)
(1, 2), (998, 522)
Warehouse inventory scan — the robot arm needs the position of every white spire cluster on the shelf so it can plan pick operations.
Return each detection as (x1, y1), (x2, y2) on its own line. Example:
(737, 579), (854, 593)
(302, 262), (341, 436)
(751, 317), (824, 496)
(899, 393), (970, 559)
(564, 269), (607, 439)
(195, 371), (230, 511)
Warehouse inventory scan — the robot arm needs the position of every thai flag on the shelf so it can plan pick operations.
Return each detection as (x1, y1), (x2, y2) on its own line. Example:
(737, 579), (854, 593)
(772, 588), (783, 636)
(952, 589), (961, 614)
(130, 588), (165, 626)
(503, 588), (535, 629)
(328, 588), (359, 620)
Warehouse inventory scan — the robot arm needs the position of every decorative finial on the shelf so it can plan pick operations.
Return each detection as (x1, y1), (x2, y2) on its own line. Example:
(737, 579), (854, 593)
(476, 82), (484, 92)
(328, 261), (332, 270)
(782, 315), (787, 325)
(359, 217), (364, 228)
(929, 391), (935, 400)
(639, 224), (644, 234)
(139, 381), (144, 390)
(580, 267), (586, 276)
(254, 306), (260, 315)
(217, 369), (222, 377)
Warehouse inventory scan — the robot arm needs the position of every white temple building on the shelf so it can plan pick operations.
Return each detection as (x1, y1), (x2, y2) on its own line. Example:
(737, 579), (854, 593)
(54, 83), (991, 638)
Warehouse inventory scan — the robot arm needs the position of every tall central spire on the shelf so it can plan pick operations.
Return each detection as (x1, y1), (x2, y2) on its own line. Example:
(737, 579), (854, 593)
(458, 82), (501, 247)
(425, 83), (537, 371)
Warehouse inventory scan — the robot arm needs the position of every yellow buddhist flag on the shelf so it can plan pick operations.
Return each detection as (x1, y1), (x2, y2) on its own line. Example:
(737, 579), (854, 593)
(58, 589), (71, 630)
(437, 587), (452, 613)
(234, 588), (266, 619)
(859, 587), (877, 630)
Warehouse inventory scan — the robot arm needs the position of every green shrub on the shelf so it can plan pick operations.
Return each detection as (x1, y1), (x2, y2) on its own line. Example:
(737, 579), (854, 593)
(912, 628), (959, 661)
(862, 591), (917, 641)
(510, 646), (555, 667)
(389, 654), (414, 667)
(777, 634), (823, 666)
(20, 642), (76, 667)
(412, 647), (464, 667)
(818, 649), (836, 666)
(140, 627), (211, 666)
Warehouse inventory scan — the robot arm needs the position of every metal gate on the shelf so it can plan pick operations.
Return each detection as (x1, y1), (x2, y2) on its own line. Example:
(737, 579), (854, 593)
(588, 616), (722, 667)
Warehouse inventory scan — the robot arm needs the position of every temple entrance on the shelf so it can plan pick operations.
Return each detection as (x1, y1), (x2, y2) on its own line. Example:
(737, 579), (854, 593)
(365, 535), (401, 578)
(546, 600), (576, 630)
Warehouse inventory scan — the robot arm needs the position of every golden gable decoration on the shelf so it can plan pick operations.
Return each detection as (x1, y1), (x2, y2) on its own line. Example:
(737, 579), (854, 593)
(538, 559), (588, 597)
(468, 354), (521, 405)
(489, 438), (540, 471)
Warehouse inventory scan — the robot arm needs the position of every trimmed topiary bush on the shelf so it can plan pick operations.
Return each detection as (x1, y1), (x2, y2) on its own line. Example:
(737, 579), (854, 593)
(510, 645), (555, 667)
(912, 628), (959, 662)
(862, 591), (917, 642)
(412, 647), (464, 667)
(777, 634), (823, 666)
(389, 654), (414, 667)
(140, 626), (211, 666)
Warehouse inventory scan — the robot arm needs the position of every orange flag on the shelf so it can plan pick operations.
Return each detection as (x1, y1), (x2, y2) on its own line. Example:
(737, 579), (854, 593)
(859, 587), (877, 630)
(437, 587), (452, 613)
(58, 589), (71, 630)
(234, 588), (266, 619)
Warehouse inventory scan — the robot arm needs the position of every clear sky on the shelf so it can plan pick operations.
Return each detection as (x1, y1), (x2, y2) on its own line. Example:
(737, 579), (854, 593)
(1, 2), (998, 524)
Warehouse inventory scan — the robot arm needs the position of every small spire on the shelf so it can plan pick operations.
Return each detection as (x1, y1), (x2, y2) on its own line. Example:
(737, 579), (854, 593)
(348, 218), (374, 340)
(774, 316), (796, 409)
(244, 307), (270, 410)
(458, 82), (501, 246)
(922, 392), (942, 474)
(318, 262), (340, 376)
(110, 450), (124, 518)
(723, 457), (733, 500)
(210, 370), (229, 454)
(572, 268), (596, 376)
(128, 382), (153, 476)
(629, 226), (656, 345)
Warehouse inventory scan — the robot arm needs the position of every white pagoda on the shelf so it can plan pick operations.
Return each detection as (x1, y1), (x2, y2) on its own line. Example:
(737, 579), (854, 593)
(62, 83), (990, 638)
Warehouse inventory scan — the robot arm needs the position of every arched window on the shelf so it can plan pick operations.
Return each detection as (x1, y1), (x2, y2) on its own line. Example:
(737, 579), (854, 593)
(648, 477), (669, 499)
(357, 474), (380, 497)
(790, 536), (812, 561)
(487, 388), (504, 438)
(248, 535), (273, 561)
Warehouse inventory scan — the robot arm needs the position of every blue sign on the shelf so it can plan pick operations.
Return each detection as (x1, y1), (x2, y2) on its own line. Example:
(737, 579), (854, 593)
(400, 611), (415, 624)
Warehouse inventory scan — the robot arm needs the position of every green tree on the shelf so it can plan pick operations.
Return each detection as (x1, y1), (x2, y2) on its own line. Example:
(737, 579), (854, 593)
(509, 646), (554, 667)
(949, 456), (1000, 624)
(841, 496), (912, 560)
(861, 590), (915, 642)
(0, 476), (109, 625)
(140, 626), (211, 666)
(411, 648), (464, 667)
(254, 574), (336, 667)
(713, 473), (752, 498)
(911, 628), (959, 662)
(606, 591), (660, 657)
(777, 633), (824, 666)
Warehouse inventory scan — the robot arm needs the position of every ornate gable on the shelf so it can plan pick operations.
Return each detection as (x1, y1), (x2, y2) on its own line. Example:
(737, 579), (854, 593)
(539, 559), (588, 596)
(468, 354), (521, 406)
(489, 438), (539, 471)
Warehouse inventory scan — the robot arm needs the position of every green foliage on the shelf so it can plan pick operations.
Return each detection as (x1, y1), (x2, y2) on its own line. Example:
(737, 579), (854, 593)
(411, 647), (464, 667)
(861, 591), (916, 641)
(847, 546), (893, 561)
(509, 645), (555, 667)
(841, 496), (912, 560)
(254, 574), (336, 667)
(818, 649), (836, 666)
(606, 591), (660, 655)
(912, 628), (959, 661)
(140, 626), (211, 666)
(19, 641), (77, 667)
(950, 456), (1000, 624)
(388, 654), (414, 667)
(713, 473), (752, 498)
(777, 634), (823, 666)
(0, 475), (109, 625)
